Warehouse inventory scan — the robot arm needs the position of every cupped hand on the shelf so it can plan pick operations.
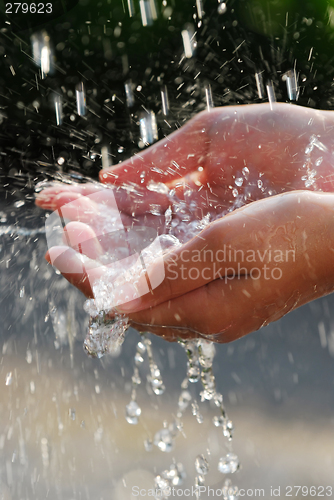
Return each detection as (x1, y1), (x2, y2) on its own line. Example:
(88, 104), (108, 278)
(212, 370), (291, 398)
(35, 103), (334, 342)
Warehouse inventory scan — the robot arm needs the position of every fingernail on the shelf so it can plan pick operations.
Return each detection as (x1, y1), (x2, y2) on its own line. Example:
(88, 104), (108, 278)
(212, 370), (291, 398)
(113, 283), (142, 312)
(35, 193), (54, 209)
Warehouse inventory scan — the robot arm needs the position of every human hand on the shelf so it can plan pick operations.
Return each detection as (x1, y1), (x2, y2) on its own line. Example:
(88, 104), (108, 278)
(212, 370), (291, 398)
(35, 103), (334, 342)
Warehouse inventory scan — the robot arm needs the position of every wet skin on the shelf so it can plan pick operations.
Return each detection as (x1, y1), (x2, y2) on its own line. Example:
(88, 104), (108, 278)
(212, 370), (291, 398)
(35, 102), (334, 343)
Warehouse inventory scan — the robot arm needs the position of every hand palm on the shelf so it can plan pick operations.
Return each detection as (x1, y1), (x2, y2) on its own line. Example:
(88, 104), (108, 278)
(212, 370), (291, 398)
(36, 103), (334, 342)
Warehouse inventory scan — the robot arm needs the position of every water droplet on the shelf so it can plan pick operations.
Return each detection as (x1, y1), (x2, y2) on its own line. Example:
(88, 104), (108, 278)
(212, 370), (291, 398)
(266, 80), (276, 110)
(137, 341), (146, 355)
(242, 166), (249, 178)
(255, 72), (265, 99)
(26, 350), (32, 364)
(195, 454), (209, 475)
(178, 390), (192, 412)
(182, 24), (196, 58)
(154, 428), (174, 452)
(134, 352), (144, 365)
(76, 82), (86, 116)
(125, 400), (141, 425)
(198, 340), (216, 368)
(235, 177), (243, 187)
(14, 200), (25, 209)
(223, 419), (234, 440)
(232, 188), (238, 197)
(205, 84), (214, 111)
(218, 453), (240, 474)
(54, 95), (63, 125)
(154, 474), (170, 492)
(192, 400), (203, 424)
(139, 110), (158, 145)
(69, 408), (76, 421)
(188, 365), (201, 383)
(165, 462), (186, 486)
(124, 80), (135, 107)
(161, 85), (169, 115)
(213, 415), (225, 427)
(217, 1), (227, 14)
(144, 438), (153, 451)
(222, 479), (239, 500)
(5, 372), (13, 386)
(284, 69), (298, 101)
(19, 286), (25, 298)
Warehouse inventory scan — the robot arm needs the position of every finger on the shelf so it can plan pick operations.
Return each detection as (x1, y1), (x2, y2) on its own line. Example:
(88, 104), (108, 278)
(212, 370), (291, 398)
(99, 109), (217, 186)
(36, 181), (171, 220)
(35, 182), (102, 209)
(127, 260), (316, 343)
(112, 185), (170, 217)
(62, 221), (104, 260)
(45, 246), (106, 297)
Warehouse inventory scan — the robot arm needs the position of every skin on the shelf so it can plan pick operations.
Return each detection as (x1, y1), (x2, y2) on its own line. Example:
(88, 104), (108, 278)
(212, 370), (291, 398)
(35, 102), (334, 343)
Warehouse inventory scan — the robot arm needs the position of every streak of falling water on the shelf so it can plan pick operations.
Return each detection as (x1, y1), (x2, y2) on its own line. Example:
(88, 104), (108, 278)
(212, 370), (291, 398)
(54, 95), (63, 126)
(125, 80), (135, 107)
(161, 85), (169, 116)
(101, 145), (112, 170)
(139, 0), (157, 26)
(255, 72), (265, 99)
(31, 31), (52, 79)
(205, 84), (214, 111)
(127, 0), (135, 16)
(139, 110), (158, 145)
(182, 25), (196, 59)
(196, 0), (204, 19)
(76, 82), (86, 116)
(284, 69), (298, 101)
(266, 80), (276, 110)
(40, 438), (49, 468)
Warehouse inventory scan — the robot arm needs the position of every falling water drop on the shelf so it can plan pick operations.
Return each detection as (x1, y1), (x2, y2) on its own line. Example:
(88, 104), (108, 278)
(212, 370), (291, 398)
(196, 0), (204, 19)
(161, 85), (169, 115)
(195, 454), (209, 475)
(266, 81), (276, 109)
(127, 0), (135, 17)
(76, 82), (86, 116)
(5, 372), (13, 386)
(283, 69), (298, 101)
(255, 72), (265, 99)
(124, 80), (135, 107)
(31, 31), (52, 79)
(217, 1), (227, 14)
(125, 400), (142, 424)
(178, 390), (192, 413)
(218, 453), (240, 474)
(139, 110), (158, 145)
(182, 24), (196, 58)
(154, 428), (174, 452)
(205, 84), (214, 111)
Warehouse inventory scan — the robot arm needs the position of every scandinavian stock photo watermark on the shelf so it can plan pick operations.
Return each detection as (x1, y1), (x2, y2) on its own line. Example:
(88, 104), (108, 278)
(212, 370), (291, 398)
(132, 484), (333, 497)
(165, 245), (296, 284)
